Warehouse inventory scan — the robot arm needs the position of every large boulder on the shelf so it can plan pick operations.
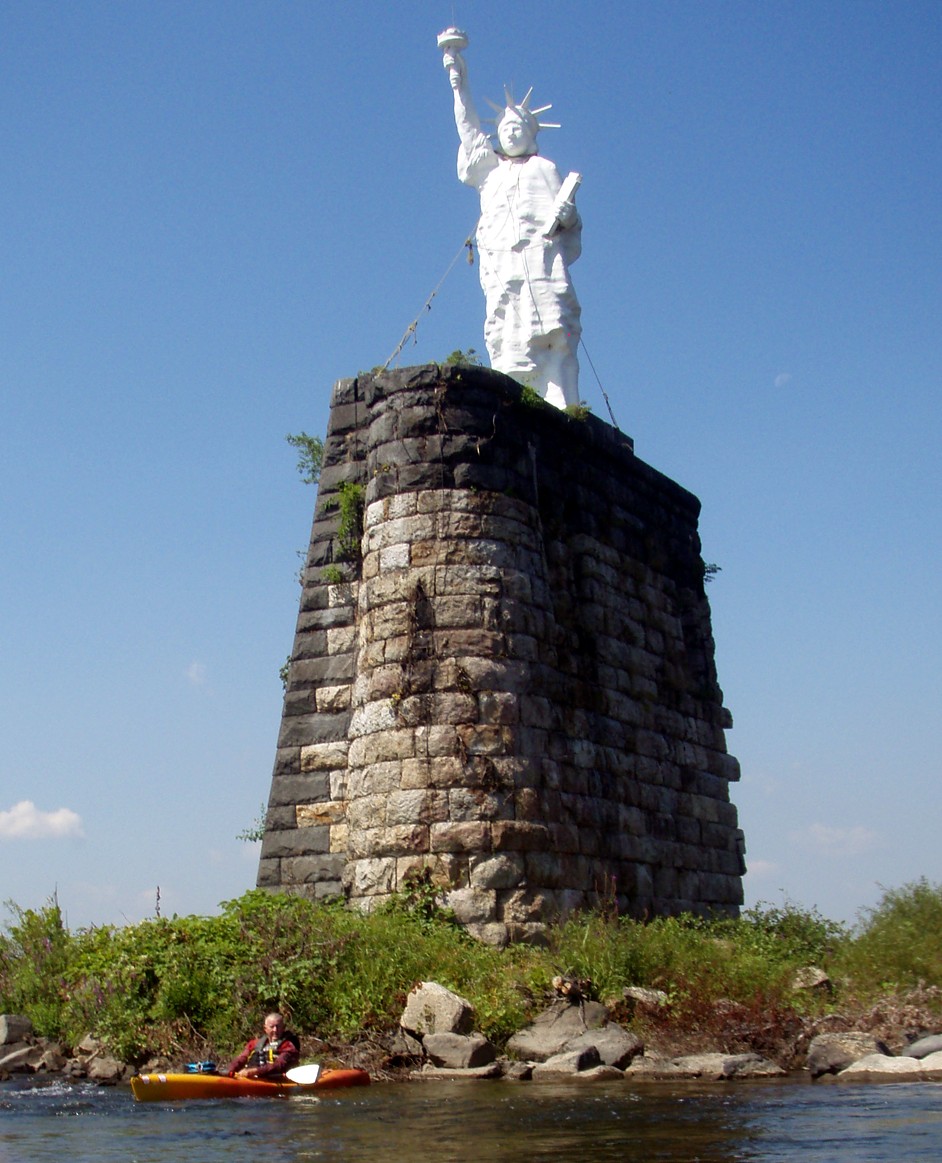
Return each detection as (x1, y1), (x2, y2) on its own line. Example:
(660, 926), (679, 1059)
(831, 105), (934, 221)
(902, 1033), (942, 1059)
(505, 999), (608, 1062)
(792, 966), (831, 993)
(68, 1032), (128, 1084)
(531, 1046), (602, 1079)
(0, 1045), (35, 1074)
(422, 1032), (496, 1070)
(75, 1033), (107, 1058)
(500, 1058), (533, 1081)
(400, 982), (474, 1037)
(573, 1065), (626, 1081)
(562, 1024), (643, 1069)
(836, 1053), (925, 1081)
(86, 1055), (127, 1085)
(622, 987), (669, 1016)
(413, 1061), (503, 1080)
(807, 1032), (890, 1078)
(627, 1052), (784, 1080)
(37, 1041), (68, 1072)
(919, 1050), (942, 1078)
(0, 1015), (33, 1045)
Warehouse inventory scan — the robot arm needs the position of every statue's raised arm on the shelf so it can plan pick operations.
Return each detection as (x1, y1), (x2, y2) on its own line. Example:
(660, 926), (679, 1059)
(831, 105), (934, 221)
(438, 30), (484, 156)
(437, 28), (583, 410)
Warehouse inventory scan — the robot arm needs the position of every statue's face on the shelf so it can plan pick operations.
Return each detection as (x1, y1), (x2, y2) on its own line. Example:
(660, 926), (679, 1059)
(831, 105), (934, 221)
(497, 114), (535, 157)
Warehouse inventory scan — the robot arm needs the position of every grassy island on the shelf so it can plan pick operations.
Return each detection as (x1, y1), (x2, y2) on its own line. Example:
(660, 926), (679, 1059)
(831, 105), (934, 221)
(2, 878), (941, 1074)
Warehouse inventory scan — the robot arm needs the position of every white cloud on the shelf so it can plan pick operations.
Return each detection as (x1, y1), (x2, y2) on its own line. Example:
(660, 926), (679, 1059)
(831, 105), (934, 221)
(774, 372), (792, 388)
(186, 660), (208, 686)
(0, 800), (85, 840)
(793, 822), (881, 858)
(743, 859), (779, 879)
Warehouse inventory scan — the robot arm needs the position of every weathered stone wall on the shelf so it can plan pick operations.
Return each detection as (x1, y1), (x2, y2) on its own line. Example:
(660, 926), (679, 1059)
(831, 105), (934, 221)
(258, 364), (746, 943)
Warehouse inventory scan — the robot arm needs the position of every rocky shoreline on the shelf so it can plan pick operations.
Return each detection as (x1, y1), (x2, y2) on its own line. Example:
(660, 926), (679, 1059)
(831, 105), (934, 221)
(394, 981), (942, 1085)
(5, 984), (942, 1089)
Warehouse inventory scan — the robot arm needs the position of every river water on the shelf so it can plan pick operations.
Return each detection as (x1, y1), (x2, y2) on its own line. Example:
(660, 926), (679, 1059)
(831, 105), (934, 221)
(3, 1076), (942, 1162)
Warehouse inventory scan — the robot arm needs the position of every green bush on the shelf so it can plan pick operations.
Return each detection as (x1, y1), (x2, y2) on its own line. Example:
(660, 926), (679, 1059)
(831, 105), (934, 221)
(0, 899), (75, 1036)
(548, 903), (848, 1019)
(834, 879), (942, 995)
(724, 900), (848, 966)
(442, 349), (481, 368)
(0, 891), (544, 1060)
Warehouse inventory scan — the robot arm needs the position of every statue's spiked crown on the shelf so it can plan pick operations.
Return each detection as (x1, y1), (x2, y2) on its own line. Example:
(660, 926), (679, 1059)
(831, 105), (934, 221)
(487, 87), (561, 141)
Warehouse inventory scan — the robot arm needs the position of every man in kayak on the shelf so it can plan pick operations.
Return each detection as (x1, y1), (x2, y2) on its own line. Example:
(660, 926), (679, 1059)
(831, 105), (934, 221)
(226, 1012), (301, 1080)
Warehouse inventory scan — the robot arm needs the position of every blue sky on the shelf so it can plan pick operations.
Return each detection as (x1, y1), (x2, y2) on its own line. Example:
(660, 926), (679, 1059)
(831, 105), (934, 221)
(2, 0), (939, 930)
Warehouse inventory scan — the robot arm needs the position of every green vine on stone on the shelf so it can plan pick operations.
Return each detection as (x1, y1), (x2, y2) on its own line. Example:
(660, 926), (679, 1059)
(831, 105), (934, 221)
(563, 402), (592, 422)
(336, 481), (365, 562)
(519, 384), (543, 408)
(285, 431), (324, 486)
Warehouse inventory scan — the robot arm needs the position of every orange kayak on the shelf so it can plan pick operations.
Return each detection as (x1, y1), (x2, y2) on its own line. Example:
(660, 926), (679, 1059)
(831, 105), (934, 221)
(130, 1069), (370, 1101)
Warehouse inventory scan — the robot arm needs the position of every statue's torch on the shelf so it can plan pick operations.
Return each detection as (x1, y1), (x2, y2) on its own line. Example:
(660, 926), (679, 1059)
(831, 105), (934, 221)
(437, 26), (469, 71)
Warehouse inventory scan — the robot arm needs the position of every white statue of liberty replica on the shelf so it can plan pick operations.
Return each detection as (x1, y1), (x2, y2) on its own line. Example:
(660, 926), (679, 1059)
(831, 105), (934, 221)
(439, 29), (582, 409)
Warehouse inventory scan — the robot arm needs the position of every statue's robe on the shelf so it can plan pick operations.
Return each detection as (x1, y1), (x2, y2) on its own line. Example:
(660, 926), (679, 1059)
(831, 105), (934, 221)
(458, 132), (582, 407)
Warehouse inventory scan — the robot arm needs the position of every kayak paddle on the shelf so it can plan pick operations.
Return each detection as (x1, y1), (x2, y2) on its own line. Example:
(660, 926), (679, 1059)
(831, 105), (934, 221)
(285, 1063), (322, 1085)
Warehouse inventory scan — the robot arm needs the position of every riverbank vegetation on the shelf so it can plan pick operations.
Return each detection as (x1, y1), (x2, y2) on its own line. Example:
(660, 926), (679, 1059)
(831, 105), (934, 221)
(2, 879), (940, 1071)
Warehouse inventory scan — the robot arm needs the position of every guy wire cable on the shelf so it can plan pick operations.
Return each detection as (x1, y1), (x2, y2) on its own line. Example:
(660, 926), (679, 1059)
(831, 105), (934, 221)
(580, 338), (619, 430)
(382, 222), (480, 371)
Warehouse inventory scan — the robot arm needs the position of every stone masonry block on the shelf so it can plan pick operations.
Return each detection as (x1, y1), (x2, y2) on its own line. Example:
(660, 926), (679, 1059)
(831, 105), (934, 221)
(364, 493), (417, 528)
(301, 741), (350, 771)
(326, 625), (357, 654)
(347, 857), (397, 896)
(268, 773), (329, 806)
(430, 821), (491, 853)
(414, 724), (460, 757)
(257, 857), (282, 887)
(445, 887), (497, 925)
(491, 821), (551, 852)
(385, 789), (449, 827)
(348, 728), (416, 765)
(296, 801), (345, 828)
(261, 826), (329, 859)
(396, 853), (463, 890)
(280, 854), (345, 885)
(457, 724), (513, 756)
(380, 543), (411, 571)
(282, 711), (353, 748)
(316, 685), (351, 713)
(469, 853), (525, 890)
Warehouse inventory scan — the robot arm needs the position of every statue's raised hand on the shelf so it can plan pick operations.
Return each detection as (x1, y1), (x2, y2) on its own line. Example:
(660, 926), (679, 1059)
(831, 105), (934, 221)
(444, 51), (466, 90)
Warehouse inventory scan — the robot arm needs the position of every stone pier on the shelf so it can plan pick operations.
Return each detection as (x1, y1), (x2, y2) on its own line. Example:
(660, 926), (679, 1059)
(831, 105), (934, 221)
(258, 363), (745, 943)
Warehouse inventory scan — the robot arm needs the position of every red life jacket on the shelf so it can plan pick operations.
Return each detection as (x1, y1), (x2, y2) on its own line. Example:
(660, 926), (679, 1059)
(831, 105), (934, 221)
(248, 1034), (297, 1069)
